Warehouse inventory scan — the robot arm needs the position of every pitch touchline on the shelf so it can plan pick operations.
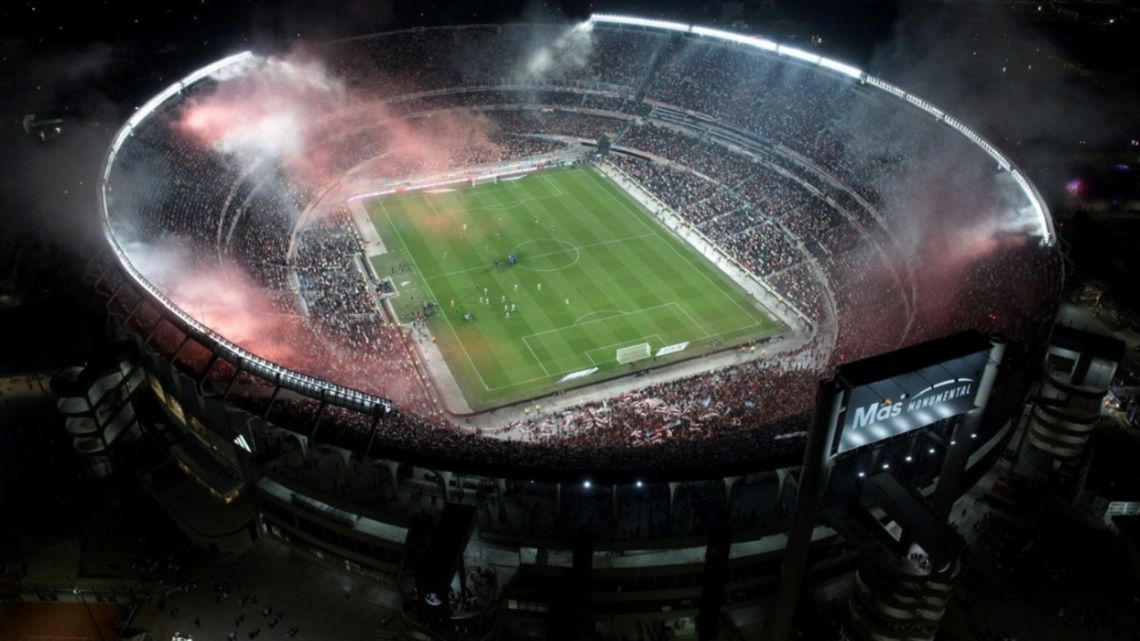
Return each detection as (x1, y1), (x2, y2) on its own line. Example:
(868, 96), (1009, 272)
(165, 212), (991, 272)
(381, 203), (494, 392)
(425, 233), (655, 280)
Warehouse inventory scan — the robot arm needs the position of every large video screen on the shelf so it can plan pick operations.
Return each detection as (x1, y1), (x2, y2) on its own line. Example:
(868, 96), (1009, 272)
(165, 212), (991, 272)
(835, 333), (992, 455)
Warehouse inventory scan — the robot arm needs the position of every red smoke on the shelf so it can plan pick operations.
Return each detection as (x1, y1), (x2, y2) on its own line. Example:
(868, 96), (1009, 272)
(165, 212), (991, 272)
(161, 261), (307, 364)
(173, 53), (504, 190)
(151, 255), (438, 414)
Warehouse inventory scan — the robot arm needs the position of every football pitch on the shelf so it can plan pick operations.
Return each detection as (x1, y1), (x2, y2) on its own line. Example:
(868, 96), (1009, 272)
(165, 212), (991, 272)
(365, 166), (783, 411)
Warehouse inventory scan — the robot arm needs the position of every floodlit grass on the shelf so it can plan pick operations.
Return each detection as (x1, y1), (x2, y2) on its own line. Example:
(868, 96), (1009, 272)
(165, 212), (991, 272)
(366, 166), (782, 410)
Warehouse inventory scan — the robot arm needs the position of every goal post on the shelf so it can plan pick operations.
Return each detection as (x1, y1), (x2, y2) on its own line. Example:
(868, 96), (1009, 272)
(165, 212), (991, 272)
(471, 174), (498, 187)
(616, 342), (651, 365)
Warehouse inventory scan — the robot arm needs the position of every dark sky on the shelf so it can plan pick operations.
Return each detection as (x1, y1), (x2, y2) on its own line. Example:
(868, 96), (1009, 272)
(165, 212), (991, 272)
(2, 0), (1134, 112)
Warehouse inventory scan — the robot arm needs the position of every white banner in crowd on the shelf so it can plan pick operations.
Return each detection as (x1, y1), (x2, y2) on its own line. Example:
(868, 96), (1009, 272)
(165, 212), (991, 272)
(655, 342), (690, 357)
(557, 367), (599, 384)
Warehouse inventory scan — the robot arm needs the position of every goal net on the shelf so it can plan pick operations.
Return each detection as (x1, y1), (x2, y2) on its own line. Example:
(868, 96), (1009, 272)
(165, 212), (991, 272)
(616, 342), (651, 365)
(471, 175), (498, 187)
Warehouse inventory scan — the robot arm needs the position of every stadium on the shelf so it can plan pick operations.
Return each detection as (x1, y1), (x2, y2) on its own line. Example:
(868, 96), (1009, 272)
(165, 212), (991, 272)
(88, 13), (1063, 641)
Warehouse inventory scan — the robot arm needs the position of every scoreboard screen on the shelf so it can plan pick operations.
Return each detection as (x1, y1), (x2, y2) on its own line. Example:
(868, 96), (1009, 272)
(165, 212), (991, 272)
(834, 332), (993, 455)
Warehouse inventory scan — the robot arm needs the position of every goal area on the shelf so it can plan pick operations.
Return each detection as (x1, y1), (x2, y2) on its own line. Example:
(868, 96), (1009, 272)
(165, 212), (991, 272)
(616, 342), (651, 365)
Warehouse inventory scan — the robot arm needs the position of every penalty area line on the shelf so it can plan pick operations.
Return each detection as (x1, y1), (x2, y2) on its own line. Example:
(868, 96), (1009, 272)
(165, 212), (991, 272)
(520, 335), (552, 377)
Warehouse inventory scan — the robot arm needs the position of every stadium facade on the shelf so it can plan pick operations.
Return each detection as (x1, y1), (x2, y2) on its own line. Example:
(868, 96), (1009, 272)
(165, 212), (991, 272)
(88, 15), (1062, 641)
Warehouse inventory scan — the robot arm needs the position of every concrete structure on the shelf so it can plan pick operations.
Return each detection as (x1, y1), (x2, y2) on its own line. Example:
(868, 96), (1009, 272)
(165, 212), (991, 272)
(1021, 324), (1124, 475)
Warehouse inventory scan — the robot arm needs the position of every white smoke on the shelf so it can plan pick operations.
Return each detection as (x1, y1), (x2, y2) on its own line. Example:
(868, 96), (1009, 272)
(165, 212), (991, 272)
(178, 56), (347, 172)
(520, 21), (596, 79)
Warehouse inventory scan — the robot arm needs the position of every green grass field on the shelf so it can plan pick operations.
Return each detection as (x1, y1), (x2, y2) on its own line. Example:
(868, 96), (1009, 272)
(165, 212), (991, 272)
(365, 166), (783, 411)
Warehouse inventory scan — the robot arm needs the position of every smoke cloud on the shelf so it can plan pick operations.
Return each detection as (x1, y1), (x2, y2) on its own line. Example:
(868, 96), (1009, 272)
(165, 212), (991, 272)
(519, 21), (596, 79)
(120, 237), (307, 364)
(0, 40), (123, 249)
(178, 57), (347, 162)
(826, 3), (1084, 350)
(172, 50), (504, 190)
(865, 3), (1131, 181)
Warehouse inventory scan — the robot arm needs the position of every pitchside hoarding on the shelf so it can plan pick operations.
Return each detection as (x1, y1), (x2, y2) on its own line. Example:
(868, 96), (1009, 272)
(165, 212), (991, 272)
(834, 331), (993, 455)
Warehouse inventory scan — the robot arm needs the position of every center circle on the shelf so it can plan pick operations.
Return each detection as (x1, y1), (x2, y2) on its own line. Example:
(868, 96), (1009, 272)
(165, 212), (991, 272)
(512, 238), (581, 272)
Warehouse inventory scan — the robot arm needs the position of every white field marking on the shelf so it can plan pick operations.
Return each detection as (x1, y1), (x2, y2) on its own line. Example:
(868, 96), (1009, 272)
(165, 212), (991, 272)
(371, 168), (568, 210)
(521, 334), (555, 374)
(479, 198), (546, 212)
(512, 238), (581, 273)
(572, 309), (626, 325)
(485, 319), (771, 392)
(485, 369), (554, 392)
(581, 168), (766, 325)
(674, 302), (712, 338)
(522, 300), (765, 375)
(381, 202), (493, 392)
(467, 172), (565, 204)
(523, 171), (567, 198)
(523, 333), (656, 374)
(522, 302), (680, 340)
(522, 326), (667, 386)
(585, 334), (664, 365)
(418, 174), (566, 216)
(522, 335), (552, 376)
(381, 177), (518, 204)
(538, 172), (571, 199)
(383, 188), (551, 221)
(469, 174), (560, 198)
(460, 191), (561, 215)
(452, 173), (565, 213)
(425, 233), (654, 280)
(517, 253), (581, 273)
